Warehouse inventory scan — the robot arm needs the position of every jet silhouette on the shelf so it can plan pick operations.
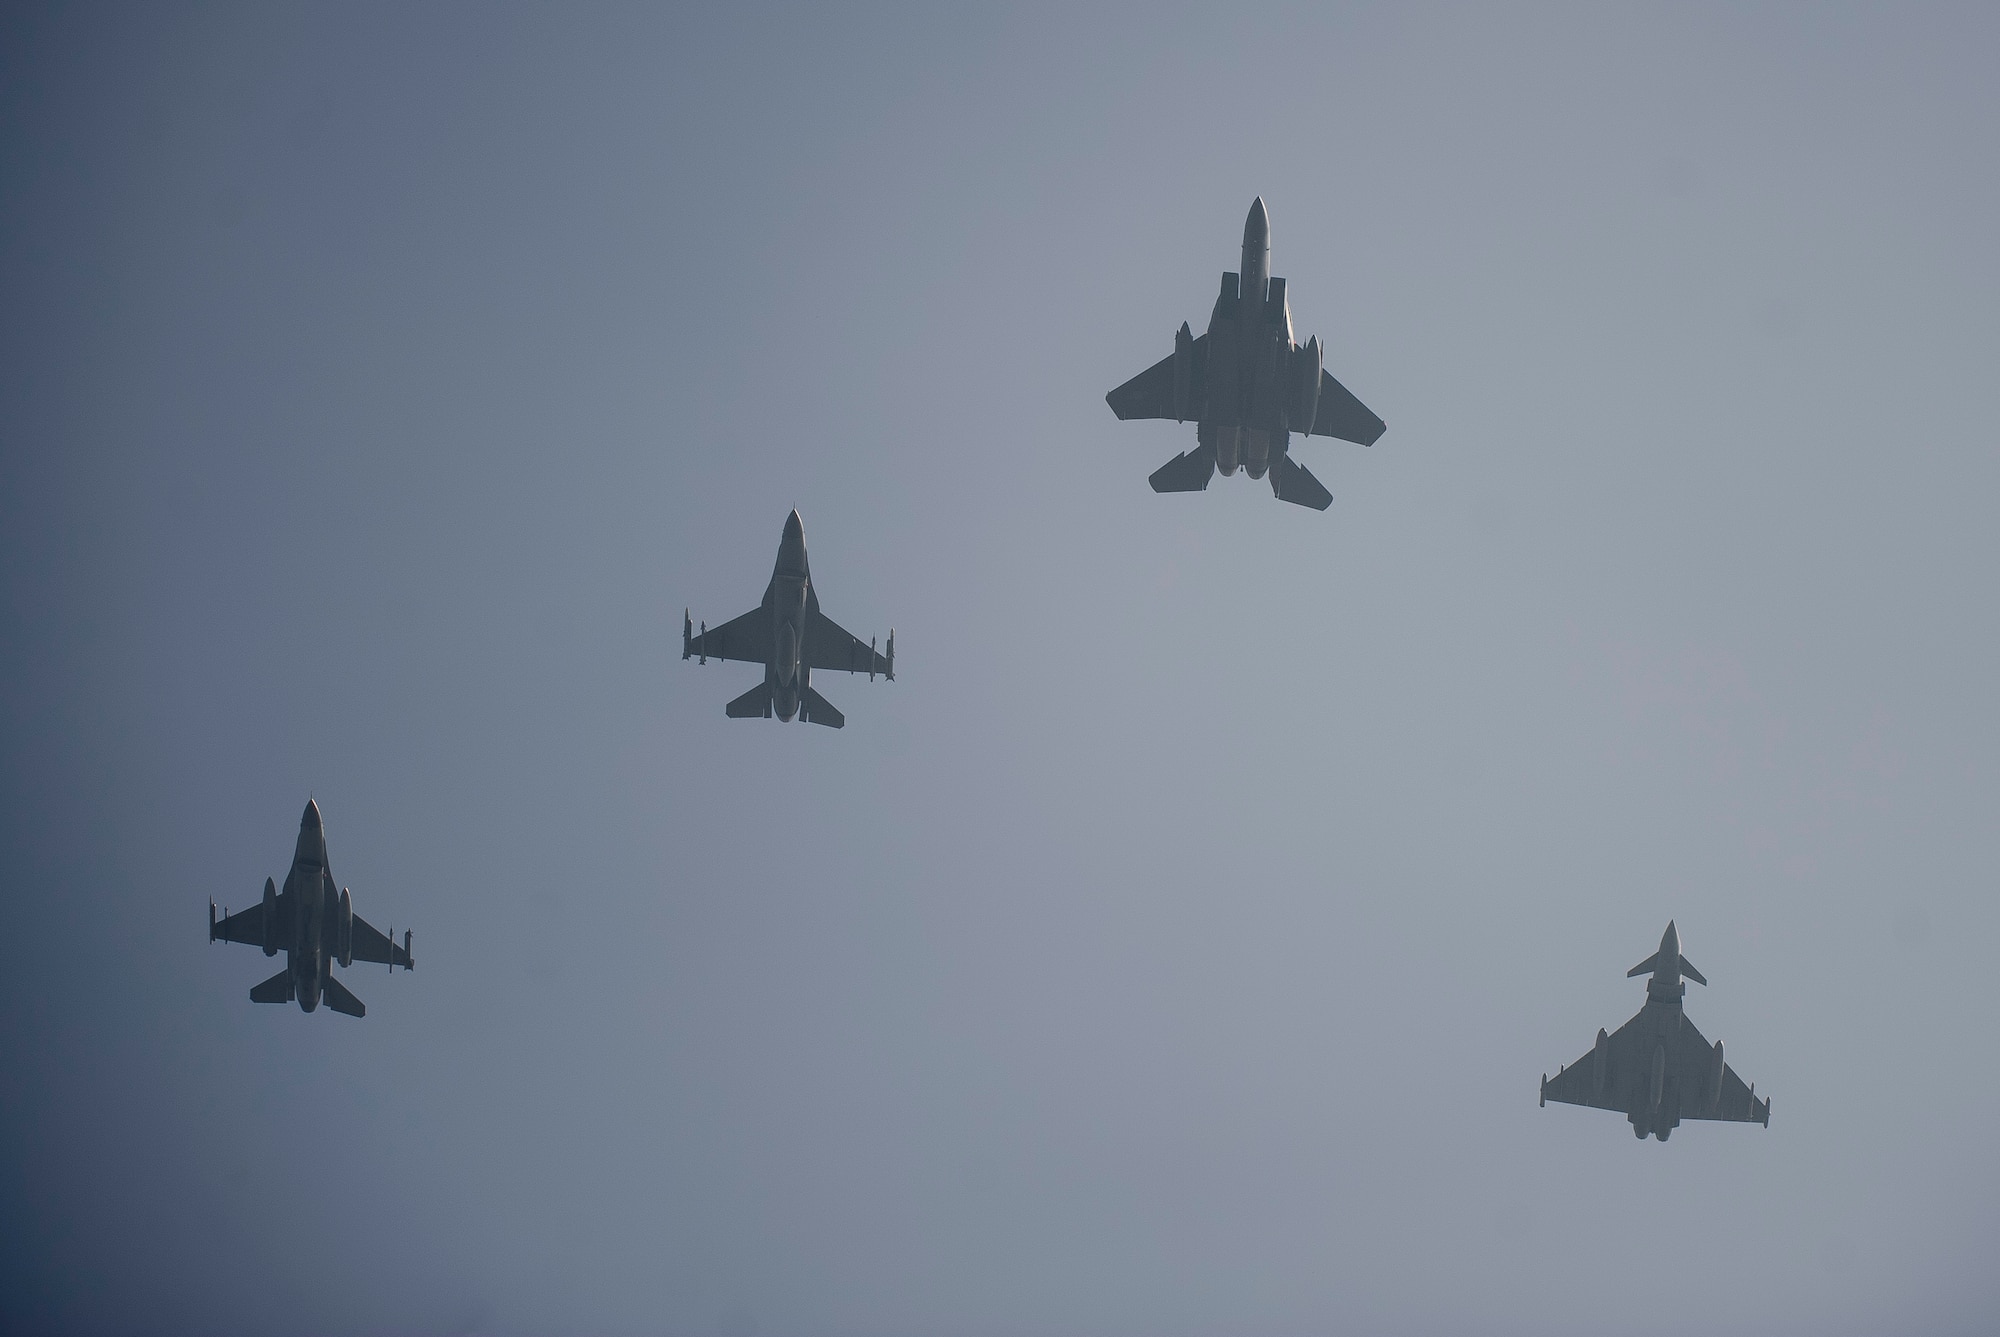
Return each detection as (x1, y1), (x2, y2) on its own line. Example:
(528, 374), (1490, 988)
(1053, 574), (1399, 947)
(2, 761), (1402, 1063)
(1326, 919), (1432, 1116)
(1540, 922), (1769, 1141)
(683, 510), (893, 728)
(209, 800), (413, 1016)
(1106, 197), (1385, 509)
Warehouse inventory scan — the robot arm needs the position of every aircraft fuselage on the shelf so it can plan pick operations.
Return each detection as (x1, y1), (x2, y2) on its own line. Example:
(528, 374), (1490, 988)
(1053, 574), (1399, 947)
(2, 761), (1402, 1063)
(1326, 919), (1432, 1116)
(1198, 197), (1305, 480)
(767, 512), (812, 721)
(281, 810), (329, 1011)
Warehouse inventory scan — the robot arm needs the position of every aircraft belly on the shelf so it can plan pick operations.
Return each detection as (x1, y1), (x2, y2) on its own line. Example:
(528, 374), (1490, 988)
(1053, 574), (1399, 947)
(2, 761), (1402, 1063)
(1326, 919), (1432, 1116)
(1243, 429), (1269, 479)
(1214, 425), (1240, 475)
(777, 618), (799, 685)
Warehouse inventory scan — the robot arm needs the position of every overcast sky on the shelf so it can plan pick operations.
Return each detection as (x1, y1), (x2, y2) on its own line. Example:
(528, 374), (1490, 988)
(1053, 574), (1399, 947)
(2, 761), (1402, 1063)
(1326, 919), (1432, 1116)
(4, 5), (1998, 1335)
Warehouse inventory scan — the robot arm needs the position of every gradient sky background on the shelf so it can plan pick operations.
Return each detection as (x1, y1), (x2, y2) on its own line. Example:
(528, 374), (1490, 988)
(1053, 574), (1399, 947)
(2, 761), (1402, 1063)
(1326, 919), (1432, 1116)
(4, 5), (1998, 1335)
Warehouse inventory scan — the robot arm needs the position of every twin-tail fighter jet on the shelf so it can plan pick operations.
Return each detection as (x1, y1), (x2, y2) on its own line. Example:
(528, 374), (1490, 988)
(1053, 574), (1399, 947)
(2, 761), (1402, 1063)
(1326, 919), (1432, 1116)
(1540, 922), (1770, 1141)
(1105, 197), (1386, 510)
(683, 509), (893, 728)
(209, 799), (413, 1016)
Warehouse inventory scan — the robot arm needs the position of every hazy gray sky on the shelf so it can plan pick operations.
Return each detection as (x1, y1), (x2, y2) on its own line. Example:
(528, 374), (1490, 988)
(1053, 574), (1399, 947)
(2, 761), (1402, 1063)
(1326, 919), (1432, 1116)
(4, 5), (1998, 1334)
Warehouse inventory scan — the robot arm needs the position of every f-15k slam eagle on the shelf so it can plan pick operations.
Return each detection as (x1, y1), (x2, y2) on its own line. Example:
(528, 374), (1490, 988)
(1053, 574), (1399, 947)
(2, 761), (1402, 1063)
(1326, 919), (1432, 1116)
(1105, 197), (1386, 510)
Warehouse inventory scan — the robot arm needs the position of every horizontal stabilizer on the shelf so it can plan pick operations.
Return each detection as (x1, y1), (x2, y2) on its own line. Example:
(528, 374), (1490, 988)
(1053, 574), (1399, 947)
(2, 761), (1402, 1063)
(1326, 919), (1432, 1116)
(1149, 442), (1216, 494)
(249, 969), (293, 1005)
(320, 972), (366, 1017)
(1270, 453), (1333, 510)
(725, 682), (774, 719)
(799, 686), (845, 729)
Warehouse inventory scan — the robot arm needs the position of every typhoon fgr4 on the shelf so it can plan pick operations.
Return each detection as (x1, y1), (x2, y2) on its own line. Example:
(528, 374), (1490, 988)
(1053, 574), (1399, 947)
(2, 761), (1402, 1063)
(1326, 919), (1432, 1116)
(209, 800), (414, 1017)
(1540, 922), (1770, 1141)
(684, 509), (893, 728)
(1105, 197), (1386, 510)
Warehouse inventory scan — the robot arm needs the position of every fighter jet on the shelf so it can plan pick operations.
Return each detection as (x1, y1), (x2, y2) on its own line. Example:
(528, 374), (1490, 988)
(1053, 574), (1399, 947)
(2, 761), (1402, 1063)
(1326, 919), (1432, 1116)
(1105, 197), (1386, 510)
(683, 509), (893, 728)
(1540, 922), (1770, 1141)
(208, 799), (413, 1017)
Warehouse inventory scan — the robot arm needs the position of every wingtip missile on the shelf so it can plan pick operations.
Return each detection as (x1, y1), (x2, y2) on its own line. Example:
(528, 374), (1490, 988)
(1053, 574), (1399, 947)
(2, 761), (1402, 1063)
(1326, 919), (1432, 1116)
(887, 629), (895, 681)
(209, 900), (217, 942)
(683, 609), (692, 660)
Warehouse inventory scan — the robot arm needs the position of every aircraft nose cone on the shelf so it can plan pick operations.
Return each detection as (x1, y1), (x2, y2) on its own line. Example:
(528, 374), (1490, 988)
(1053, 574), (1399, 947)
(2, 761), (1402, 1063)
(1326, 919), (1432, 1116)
(783, 509), (804, 540)
(1244, 196), (1269, 246)
(302, 798), (322, 828)
(1662, 920), (1679, 955)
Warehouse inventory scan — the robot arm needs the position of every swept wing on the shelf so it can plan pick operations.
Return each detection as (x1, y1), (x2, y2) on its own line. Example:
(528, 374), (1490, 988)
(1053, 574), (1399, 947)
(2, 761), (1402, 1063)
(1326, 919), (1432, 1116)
(1666, 1012), (1768, 1124)
(1106, 335), (1207, 422)
(1542, 1014), (1645, 1113)
(349, 912), (413, 969)
(688, 605), (773, 666)
(1543, 1011), (1768, 1124)
(1308, 370), (1386, 445)
(805, 608), (892, 677)
(212, 892), (291, 951)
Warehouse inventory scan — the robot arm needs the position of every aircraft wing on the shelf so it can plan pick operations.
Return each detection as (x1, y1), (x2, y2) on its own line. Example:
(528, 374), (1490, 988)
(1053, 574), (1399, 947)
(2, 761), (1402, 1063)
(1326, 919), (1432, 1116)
(1541, 1014), (1644, 1111)
(1670, 1014), (1770, 1124)
(805, 608), (892, 677)
(689, 606), (773, 666)
(212, 891), (290, 950)
(1307, 369), (1386, 446)
(1105, 335), (1206, 421)
(349, 912), (413, 969)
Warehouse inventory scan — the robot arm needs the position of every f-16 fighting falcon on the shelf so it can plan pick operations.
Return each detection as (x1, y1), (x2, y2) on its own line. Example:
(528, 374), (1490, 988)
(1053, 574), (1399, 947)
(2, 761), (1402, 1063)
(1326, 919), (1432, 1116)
(208, 799), (413, 1016)
(1540, 922), (1770, 1141)
(1105, 197), (1386, 510)
(683, 509), (893, 728)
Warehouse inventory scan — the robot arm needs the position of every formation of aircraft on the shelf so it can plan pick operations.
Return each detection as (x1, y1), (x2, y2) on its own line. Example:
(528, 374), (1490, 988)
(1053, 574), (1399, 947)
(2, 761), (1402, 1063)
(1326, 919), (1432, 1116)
(206, 195), (1773, 1148)
(1539, 922), (1770, 1140)
(209, 799), (412, 1017)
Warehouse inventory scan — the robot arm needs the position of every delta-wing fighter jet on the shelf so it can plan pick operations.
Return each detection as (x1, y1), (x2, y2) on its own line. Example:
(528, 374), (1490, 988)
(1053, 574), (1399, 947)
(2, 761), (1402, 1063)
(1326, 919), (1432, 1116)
(1540, 922), (1770, 1141)
(209, 799), (413, 1017)
(683, 509), (893, 728)
(1105, 197), (1385, 510)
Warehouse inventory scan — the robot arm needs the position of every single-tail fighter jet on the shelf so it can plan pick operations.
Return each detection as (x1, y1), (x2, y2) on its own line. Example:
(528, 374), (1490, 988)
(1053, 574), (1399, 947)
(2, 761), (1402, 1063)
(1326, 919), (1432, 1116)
(208, 799), (413, 1017)
(683, 509), (893, 728)
(1540, 922), (1770, 1141)
(1105, 197), (1386, 510)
